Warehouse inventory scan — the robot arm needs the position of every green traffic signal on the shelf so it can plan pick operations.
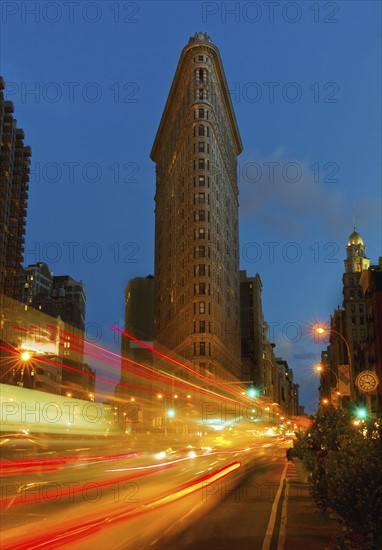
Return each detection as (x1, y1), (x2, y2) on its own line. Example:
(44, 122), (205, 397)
(355, 407), (367, 419)
(247, 388), (258, 398)
(166, 408), (175, 418)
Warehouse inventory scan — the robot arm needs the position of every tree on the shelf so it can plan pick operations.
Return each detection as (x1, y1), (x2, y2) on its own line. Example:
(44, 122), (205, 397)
(293, 406), (382, 549)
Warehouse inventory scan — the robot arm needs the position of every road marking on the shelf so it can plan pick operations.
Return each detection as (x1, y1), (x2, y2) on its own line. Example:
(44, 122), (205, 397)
(277, 479), (289, 550)
(261, 462), (288, 550)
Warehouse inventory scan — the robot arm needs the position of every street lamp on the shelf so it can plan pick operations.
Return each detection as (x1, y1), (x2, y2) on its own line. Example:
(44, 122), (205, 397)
(17, 349), (34, 387)
(314, 363), (341, 405)
(314, 324), (353, 399)
(21, 350), (32, 362)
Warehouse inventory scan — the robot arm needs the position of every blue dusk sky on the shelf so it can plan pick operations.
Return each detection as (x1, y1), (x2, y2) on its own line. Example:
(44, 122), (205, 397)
(2, 1), (381, 412)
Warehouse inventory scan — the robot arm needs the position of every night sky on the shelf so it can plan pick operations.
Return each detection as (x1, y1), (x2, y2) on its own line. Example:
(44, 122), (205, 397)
(2, 1), (381, 412)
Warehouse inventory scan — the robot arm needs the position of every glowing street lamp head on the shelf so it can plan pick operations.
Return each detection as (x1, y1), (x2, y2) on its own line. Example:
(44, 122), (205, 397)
(20, 351), (31, 362)
(322, 398), (329, 405)
(315, 364), (323, 373)
(247, 387), (258, 398)
(316, 326), (326, 335)
(166, 408), (175, 418)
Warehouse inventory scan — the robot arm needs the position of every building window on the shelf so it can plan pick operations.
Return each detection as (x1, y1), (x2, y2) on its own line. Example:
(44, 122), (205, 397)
(194, 192), (205, 204)
(199, 142), (205, 153)
(199, 210), (205, 221)
(200, 342), (206, 356)
(359, 304), (364, 313)
(199, 175), (205, 186)
(199, 301), (205, 314)
(194, 246), (205, 259)
(198, 55), (204, 61)
(199, 283), (206, 295)
(199, 264), (206, 276)
(198, 228), (205, 239)
(199, 108), (205, 119)
(199, 159), (205, 169)
(199, 125), (205, 136)
(199, 321), (205, 332)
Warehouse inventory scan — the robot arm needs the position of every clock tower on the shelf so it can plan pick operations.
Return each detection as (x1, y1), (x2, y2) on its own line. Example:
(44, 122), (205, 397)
(342, 228), (370, 381)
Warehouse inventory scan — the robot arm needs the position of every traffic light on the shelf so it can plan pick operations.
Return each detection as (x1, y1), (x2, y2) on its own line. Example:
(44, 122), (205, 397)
(355, 407), (367, 420)
(247, 387), (258, 398)
(166, 408), (175, 418)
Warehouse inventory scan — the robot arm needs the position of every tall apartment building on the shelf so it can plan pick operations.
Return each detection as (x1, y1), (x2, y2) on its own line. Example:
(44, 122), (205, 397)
(151, 33), (243, 381)
(240, 271), (267, 392)
(43, 275), (86, 332)
(22, 262), (53, 305)
(0, 77), (31, 301)
(118, 276), (154, 401)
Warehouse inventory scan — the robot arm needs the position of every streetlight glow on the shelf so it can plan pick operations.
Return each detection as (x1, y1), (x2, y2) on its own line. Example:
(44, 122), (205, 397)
(20, 351), (31, 362)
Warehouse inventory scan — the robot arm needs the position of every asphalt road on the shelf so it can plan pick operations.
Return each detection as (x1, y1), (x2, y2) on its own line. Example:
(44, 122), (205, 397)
(156, 443), (289, 550)
(1, 431), (291, 549)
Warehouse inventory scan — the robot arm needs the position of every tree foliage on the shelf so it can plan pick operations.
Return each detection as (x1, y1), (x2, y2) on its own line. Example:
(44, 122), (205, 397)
(293, 406), (382, 550)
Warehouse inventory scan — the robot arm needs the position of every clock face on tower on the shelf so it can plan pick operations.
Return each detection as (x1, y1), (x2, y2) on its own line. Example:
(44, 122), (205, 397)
(356, 371), (379, 393)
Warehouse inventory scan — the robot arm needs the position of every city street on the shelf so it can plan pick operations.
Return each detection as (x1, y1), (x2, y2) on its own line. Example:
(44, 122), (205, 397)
(1, 433), (340, 550)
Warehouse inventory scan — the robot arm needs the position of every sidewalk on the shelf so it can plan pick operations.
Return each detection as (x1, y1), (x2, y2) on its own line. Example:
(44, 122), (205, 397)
(284, 459), (341, 550)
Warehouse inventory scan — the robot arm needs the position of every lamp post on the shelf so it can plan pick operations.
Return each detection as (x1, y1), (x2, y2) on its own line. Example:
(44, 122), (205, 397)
(17, 350), (34, 388)
(314, 363), (341, 407)
(315, 325), (354, 400)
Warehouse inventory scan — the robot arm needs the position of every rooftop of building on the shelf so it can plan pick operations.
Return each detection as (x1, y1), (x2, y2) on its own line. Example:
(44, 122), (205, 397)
(347, 227), (364, 246)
